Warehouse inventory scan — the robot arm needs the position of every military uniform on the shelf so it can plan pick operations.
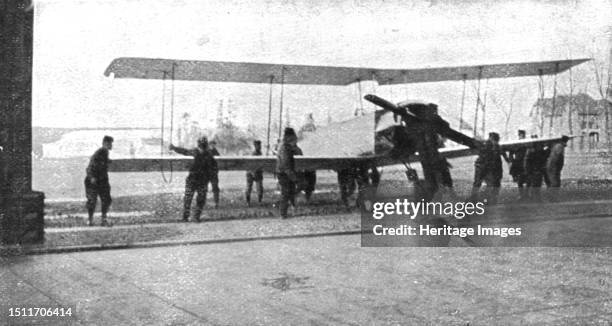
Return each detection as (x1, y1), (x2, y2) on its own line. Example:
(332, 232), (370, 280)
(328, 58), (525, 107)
(470, 139), (506, 204)
(337, 168), (358, 207)
(509, 146), (528, 199)
(84, 146), (112, 225)
(276, 131), (299, 218)
(172, 146), (215, 221)
(546, 142), (565, 201)
(293, 145), (316, 202)
(209, 147), (220, 208)
(369, 167), (381, 188)
(337, 166), (372, 207)
(524, 145), (550, 202)
(245, 147), (264, 205)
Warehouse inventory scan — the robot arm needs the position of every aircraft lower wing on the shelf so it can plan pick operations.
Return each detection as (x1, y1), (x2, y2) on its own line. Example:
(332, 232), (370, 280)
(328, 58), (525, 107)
(107, 135), (568, 173)
(108, 155), (376, 173)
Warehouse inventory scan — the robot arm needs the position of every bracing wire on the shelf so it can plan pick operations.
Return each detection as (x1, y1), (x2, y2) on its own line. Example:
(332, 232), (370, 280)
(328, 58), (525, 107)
(159, 69), (175, 183)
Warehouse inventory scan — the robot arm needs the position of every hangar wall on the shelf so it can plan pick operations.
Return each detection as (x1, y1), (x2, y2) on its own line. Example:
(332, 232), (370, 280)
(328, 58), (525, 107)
(0, 0), (45, 244)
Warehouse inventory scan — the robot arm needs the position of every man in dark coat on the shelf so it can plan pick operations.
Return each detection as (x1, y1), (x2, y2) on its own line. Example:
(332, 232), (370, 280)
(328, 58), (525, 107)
(208, 140), (220, 208)
(84, 135), (114, 226)
(546, 135), (569, 201)
(293, 144), (316, 203)
(524, 140), (550, 202)
(170, 136), (215, 222)
(470, 132), (509, 204)
(509, 130), (528, 200)
(276, 128), (299, 219)
(337, 168), (358, 207)
(245, 140), (264, 206)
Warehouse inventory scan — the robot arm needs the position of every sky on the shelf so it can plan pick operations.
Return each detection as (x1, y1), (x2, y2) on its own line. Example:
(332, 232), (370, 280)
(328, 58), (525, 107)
(32, 0), (611, 137)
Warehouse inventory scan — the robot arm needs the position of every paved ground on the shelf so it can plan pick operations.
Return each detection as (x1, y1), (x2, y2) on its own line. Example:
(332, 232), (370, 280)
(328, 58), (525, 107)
(2, 199), (611, 255)
(1, 199), (612, 325)
(2, 235), (611, 325)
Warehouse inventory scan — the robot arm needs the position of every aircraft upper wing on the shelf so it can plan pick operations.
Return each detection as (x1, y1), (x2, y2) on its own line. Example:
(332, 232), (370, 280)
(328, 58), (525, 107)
(107, 136), (567, 173)
(104, 57), (590, 86)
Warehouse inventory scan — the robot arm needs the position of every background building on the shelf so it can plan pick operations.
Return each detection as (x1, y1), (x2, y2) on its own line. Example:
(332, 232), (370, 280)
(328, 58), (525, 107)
(531, 93), (611, 152)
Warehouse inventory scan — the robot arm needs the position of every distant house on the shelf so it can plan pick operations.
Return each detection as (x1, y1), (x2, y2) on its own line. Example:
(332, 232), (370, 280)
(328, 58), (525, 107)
(531, 93), (611, 151)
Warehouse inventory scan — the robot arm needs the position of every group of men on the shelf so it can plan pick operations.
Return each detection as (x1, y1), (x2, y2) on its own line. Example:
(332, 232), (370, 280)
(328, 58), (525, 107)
(84, 135), (222, 225)
(84, 128), (304, 225)
(470, 130), (569, 204)
(83, 127), (570, 225)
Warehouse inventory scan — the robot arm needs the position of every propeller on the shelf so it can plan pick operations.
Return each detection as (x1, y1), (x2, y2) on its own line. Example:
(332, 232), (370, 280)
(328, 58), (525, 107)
(364, 94), (480, 149)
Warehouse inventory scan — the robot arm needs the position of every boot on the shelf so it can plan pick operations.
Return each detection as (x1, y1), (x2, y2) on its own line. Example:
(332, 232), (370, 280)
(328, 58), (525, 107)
(100, 215), (111, 227)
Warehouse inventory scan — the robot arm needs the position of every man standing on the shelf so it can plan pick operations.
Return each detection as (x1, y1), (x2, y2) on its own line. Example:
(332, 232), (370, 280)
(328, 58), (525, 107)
(524, 140), (550, 202)
(337, 168), (358, 207)
(436, 135), (455, 198)
(170, 136), (215, 222)
(208, 140), (220, 208)
(470, 132), (509, 204)
(546, 135), (570, 201)
(84, 135), (114, 226)
(509, 130), (528, 200)
(276, 128), (299, 219)
(245, 140), (264, 206)
(293, 144), (316, 203)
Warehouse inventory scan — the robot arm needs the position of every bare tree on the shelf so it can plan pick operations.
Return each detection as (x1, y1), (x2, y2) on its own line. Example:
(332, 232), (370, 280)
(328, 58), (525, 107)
(490, 88), (516, 139)
(567, 66), (575, 150)
(591, 46), (612, 152)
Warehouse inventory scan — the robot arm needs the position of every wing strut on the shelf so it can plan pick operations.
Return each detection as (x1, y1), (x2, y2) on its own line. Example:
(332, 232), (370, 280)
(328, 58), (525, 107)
(549, 62), (560, 136)
(265, 75), (274, 155)
(160, 63), (177, 183)
(535, 69), (546, 136)
(481, 78), (489, 136)
(473, 67), (483, 137)
(278, 67), (286, 141)
(356, 79), (364, 116)
(459, 74), (467, 130)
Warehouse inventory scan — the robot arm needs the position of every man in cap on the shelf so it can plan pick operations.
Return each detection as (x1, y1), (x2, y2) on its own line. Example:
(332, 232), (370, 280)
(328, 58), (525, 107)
(245, 140), (264, 206)
(546, 135), (570, 201)
(208, 140), (221, 208)
(84, 135), (114, 226)
(276, 127), (299, 219)
(470, 132), (509, 204)
(169, 136), (215, 222)
(509, 130), (528, 200)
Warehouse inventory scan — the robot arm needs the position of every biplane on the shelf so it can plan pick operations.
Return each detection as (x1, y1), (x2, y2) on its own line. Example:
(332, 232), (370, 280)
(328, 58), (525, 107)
(103, 57), (588, 192)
